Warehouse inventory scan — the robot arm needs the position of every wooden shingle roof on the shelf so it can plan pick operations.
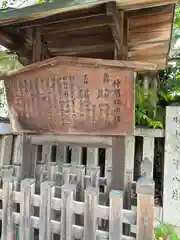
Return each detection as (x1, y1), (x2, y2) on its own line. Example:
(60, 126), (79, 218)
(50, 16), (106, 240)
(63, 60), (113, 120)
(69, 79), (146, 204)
(0, 0), (177, 69)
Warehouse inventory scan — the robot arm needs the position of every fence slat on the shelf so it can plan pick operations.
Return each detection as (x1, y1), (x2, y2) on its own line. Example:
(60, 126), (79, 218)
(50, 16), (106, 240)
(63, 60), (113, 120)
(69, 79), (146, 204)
(61, 184), (76, 240)
(84, 187), (98, 240)
(12, 135), (23, 165)
(109, 190), (123, 240)
(105, 138), (112, 189)
(136, 176), (155, 240)
(56, 145), (67, 169)
(76, 165), (85, 201)
(0, 165), (14, 178)
(21, 135), (35, 179)
(39, 181), (54, 240)
(87, 148), (99, 168)
(62, 164), (71, 184)
(88, 166), (100, 188)
(2, 177), (16, 240)
(124, 136), (135, 235)
(42, 144), (52, 167)
(20, 178), (35, 240)
(47, 162), (58, 181)
(71, 147), (82, 165)
(76, 165), (85, 225)
(141, 137), (154, 178)
(0, 135), (13, 165)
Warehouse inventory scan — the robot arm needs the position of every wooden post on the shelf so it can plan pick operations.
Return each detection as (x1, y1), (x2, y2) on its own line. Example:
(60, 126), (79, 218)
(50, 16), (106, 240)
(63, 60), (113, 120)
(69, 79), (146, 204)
(39, 181), (55, 240)
(47, 162), (58, 182)
(136, 176), (155, 240)
(141, 136), (154, 177)
(109, 190), (123, 240)
(2, 177), (16, 240)
(61, 184), (76, 240)
(71, 146), (82, 165)
(12, 134), (35, 180)
(32, 27), (42, 63)
(21, 134), (36, 179)
(111, 137), (126, 190)
(20, 179), (35, 240)
(86, 147), (99, 169)
(106, 2), (132, 193)
(84, 187), (98, 240)
(87, 166), (100, 188)
(76, 165), (85, 225)
(0, 135), (13, 165)
(42, 144), (52, 169)
(76, 165), (85, 201)
(0, 165), (14, 178)
(107, 2), (134, 236)
(163, 106), (180, 226)
(124, 136), (135, 208)
(56, 145), (67, 169)
(62, 164), (71, 184)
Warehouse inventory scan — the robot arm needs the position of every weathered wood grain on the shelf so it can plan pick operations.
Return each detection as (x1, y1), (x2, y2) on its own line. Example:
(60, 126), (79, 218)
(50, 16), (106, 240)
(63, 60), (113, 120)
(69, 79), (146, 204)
(56, 145), (67, 168)
(2, 177), (16, 240)
(42, 144), (52, 167)
(84, 187), (98, 240)
(136, 176), (155, 240)
(0, 175), (158, 239)
(20, 179), (35, 240)
(109, 190), (123, 240)
(71, 146), (82, 166)
(61, 184), (76, 240)
(0, 135), (13, 165)
(141, 137), (154, 177)
(39, 181), (54, 240)
(29, 128), (164, 147)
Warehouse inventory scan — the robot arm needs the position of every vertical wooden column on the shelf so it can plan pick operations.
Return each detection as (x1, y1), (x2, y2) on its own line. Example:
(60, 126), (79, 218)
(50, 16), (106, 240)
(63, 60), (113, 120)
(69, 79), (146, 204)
(12, 134), (35, 180)
(32, 27), (42, 62)
(136, 176), (155, 240)
(107, 3), (134, 236)
(107, 2), (131, 192)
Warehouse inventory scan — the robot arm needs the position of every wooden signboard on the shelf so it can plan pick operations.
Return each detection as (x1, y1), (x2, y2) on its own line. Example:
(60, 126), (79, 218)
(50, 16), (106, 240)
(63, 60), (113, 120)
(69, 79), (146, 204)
(5, 57), (134, 135)
(163, 106), (180, 226)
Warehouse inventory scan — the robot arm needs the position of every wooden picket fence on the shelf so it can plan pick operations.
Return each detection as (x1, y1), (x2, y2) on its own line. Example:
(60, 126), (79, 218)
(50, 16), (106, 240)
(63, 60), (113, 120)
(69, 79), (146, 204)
(0, 174), (155, 240)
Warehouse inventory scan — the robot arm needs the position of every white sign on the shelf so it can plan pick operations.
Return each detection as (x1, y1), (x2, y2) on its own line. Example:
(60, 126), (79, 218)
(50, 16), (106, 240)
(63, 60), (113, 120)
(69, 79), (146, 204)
(163, 106), (180, 226)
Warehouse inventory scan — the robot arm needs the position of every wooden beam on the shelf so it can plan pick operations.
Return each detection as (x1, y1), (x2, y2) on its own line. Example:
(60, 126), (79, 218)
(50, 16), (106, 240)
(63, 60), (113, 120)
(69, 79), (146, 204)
(50, 43), (114, 56)
(107, 2), (126, 60)
(0, 30), (30, 63)
(46, 33), (113, 48)
(41, 41), (51, 60)
(43, 13), (112, 35)
(117, 0), (177, 11)
(32, 27), (42, 62)
(1, 56), (158, 79)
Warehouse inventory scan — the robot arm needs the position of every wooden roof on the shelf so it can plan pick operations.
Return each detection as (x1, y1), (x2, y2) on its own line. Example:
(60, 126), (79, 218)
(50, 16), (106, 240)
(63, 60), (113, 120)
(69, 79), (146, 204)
(0, 0), (177, 69)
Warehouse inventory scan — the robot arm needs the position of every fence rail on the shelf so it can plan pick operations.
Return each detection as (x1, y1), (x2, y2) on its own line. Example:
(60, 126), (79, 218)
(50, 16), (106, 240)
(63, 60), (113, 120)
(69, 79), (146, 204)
(0, 124), (165, 231)
(0, 175), (155, 240)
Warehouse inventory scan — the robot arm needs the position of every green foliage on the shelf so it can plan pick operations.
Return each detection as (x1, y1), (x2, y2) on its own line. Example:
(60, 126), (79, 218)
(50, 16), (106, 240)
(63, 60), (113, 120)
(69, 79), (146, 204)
(37, 0), (46, 3)
(0, 52), (22, 72)
(2, 0), (7, 8)
(136, 60), (180, 129)
(135, 82), (163, 129)
(155, 222), (180, 240)
(0, 51), (22, 117)
(174, 3), (180, 29)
